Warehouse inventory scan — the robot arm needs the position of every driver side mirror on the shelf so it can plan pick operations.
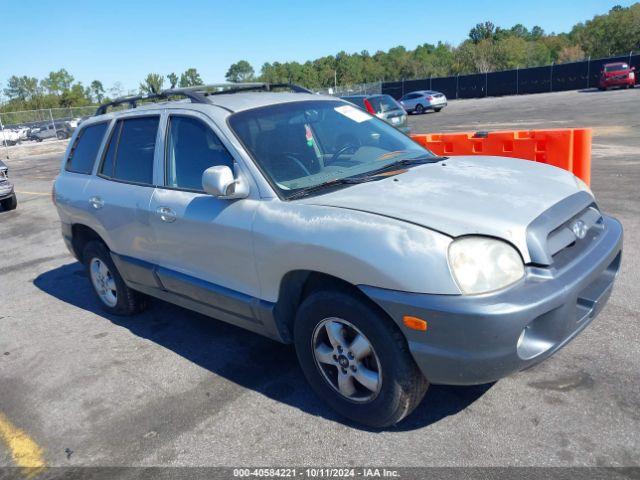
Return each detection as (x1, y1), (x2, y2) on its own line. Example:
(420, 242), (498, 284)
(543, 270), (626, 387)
(202, 165), (249, 199)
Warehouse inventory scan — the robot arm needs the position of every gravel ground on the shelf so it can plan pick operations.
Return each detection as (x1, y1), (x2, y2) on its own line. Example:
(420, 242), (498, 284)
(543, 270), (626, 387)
(0, 88), (639, 470)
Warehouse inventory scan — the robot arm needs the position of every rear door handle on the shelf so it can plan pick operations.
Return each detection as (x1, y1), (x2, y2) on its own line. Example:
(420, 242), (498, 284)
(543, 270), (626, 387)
(89, 196), (104, 209)
(156, 206), (176, 223)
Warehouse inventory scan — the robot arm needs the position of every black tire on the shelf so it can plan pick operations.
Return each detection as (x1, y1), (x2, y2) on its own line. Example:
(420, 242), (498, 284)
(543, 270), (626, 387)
(82, 241), (148, 315)
(56, 131), (66, 140)
(294, 290), (428, 428)
(434, 107), (443, 112)
(414, 104), (424, 114)
(1, 194), (17, 211)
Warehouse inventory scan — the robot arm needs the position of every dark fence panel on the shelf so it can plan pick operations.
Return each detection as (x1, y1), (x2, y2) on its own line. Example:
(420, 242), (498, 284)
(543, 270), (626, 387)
(517, 65), (552, 94)
(487, 69), (518, 96)
(458, 73), (486, 98)
(381, 81), (403, 99)
(431, 76), (457, 99)
(381, 53), (640, 100)
(551, 61), (589, 91)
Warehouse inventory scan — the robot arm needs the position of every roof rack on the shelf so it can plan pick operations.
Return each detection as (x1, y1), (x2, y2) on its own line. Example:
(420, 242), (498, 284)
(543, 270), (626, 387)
(95, 82), (312, 115)
(95, 89), (208, 115)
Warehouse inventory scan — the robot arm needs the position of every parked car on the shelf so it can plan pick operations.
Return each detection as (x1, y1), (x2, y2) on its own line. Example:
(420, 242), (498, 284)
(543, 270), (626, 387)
(0, 128), (21, 146)
(53, 84), (623, 427)
(599, 62), (636, 90)
(341, 94), (409, 133)
(30, 122), (71, 142)
(0, 160), (17, 211)
(399, 90), (447, 114)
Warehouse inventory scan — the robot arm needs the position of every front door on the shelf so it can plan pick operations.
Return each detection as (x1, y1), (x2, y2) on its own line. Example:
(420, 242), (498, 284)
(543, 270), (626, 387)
(148, 112), (261, 311)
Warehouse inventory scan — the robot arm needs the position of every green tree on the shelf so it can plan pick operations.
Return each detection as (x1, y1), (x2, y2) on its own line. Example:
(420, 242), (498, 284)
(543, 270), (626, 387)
(139, 73), (164, 94)
(226, 60), (255, 82)
(179, 68), (203, 87)
(469, 21), (496, 44)
(3, 75), (40, 101)
(90, 80), (105, 103)
(41, 69), (74, 95)
(167, 72), (179, 89)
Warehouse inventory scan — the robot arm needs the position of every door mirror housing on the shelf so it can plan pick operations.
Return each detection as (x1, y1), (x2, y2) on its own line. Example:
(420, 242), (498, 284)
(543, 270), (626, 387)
(202, 165), (249, 199)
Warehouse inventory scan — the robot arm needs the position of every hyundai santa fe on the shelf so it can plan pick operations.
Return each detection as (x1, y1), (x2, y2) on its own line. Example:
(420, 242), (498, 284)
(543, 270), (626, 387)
(53, 83), (623, 427)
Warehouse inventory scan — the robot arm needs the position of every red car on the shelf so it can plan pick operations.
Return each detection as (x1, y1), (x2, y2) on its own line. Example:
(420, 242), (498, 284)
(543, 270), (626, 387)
(599, 62), (636, 90)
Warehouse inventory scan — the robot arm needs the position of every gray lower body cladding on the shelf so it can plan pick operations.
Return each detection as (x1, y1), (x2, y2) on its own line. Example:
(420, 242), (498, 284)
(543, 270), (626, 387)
(361, 215), (623, 386)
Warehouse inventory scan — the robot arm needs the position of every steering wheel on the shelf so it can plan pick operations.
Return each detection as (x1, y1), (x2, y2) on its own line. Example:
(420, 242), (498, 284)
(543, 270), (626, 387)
(328, 143), (358, 165)
(285, 154), (311, 176)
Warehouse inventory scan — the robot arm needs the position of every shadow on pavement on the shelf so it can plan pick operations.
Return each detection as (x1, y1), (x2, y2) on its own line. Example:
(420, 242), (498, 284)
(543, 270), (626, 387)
(34, 262), (492, 431)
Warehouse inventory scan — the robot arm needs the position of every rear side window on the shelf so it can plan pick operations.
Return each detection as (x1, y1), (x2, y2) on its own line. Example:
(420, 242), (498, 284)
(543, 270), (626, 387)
(379, 95), (400, 112)
(100, 116), (159, 185)
(342, 97), (366, 109)
(165, 116), (234, 191)
(65, 122), (108, 174)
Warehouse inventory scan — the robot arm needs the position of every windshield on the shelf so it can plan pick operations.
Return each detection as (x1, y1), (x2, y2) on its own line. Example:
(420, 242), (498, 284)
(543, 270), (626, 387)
(228, 100), (432, 199)
(604, 63), (628, 72)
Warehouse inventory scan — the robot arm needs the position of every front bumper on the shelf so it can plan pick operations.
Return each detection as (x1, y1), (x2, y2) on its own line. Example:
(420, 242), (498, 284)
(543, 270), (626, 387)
(361, 215), (623, 385)
(0, 180), (14, 200)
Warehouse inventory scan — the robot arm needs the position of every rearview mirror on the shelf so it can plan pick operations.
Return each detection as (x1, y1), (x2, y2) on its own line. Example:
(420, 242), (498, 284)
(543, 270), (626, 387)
(202, 165), (249, 199)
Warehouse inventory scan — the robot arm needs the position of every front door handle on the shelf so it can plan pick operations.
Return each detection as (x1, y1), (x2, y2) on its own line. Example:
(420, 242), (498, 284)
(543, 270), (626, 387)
(156, 206), (176, 223)
(89, 196), (104, 209)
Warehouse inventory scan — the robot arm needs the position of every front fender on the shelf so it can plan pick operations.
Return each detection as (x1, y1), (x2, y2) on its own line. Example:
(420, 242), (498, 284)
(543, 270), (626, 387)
(253, 200), (460, 302)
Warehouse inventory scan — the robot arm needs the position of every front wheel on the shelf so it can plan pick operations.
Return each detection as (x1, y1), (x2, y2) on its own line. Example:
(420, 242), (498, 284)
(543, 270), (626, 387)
(294, 290), (428, 428)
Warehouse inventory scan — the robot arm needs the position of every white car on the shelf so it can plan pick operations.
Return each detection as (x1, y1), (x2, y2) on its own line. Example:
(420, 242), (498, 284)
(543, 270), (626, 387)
(400, 90), (447, 114)
(0, 128), (21, 146)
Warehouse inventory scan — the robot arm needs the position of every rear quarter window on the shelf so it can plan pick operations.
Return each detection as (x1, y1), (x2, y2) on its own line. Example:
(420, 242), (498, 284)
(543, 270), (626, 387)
(65, 122), (109, 174)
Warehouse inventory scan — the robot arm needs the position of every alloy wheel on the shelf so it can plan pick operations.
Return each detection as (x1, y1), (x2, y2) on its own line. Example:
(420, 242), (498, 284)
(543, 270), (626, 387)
(312, 317), (382, 403)
(89, 258), (117, 307)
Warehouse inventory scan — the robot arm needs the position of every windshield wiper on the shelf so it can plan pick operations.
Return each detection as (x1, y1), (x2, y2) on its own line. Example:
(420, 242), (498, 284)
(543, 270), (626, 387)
(367, 155), (446, 175)
(287, 176), (377, 200)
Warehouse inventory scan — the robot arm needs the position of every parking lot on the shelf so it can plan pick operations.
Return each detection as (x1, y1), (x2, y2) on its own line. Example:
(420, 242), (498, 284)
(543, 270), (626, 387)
(1, 88), (639, 468)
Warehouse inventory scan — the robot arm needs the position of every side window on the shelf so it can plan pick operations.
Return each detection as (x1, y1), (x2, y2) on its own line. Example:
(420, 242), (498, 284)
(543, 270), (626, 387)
(165, 116), (234, 191)
(100, 116), (159, 185)
(65, 122), (108, 174)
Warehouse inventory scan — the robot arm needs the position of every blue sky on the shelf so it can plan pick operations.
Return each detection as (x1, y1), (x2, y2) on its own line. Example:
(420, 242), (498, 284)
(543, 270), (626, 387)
(1, 0), (634, 94)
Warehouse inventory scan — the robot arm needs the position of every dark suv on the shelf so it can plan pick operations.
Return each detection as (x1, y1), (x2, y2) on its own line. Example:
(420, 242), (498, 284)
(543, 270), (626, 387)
(341, 94), (409, 133)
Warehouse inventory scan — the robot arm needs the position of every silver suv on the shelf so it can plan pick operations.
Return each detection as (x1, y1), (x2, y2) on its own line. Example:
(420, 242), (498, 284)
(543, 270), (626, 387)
(400, 90), (447, 114)
(54, 83), (623, 427)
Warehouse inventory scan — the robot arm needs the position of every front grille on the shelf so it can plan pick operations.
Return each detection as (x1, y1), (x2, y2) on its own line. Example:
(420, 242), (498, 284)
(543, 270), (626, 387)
(548, 206), (603, 269)
(525, 192), (601, 267)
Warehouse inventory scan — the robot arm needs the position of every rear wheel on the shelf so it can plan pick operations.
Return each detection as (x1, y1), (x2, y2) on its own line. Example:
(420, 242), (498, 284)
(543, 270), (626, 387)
(56, 131), (67, 140)
(83, 241), (147, 315)
(414, 104), (424, 114)
(294, 290), (428, 428)
(1, 194), (17, 211)
(434, 107), (443, 112)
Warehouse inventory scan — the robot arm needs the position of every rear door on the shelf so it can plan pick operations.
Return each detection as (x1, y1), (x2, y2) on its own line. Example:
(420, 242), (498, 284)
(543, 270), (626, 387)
(149, 110), (261, 301)
(85, 114), (161, 265)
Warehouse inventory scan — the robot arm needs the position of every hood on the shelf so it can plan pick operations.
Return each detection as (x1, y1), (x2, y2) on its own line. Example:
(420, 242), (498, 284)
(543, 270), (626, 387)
(299, 156), (583, 263)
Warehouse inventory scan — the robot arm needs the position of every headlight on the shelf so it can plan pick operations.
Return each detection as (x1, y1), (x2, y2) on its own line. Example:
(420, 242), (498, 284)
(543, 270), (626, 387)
(575, 176), (594, 198)
(448, 237), (525, 294)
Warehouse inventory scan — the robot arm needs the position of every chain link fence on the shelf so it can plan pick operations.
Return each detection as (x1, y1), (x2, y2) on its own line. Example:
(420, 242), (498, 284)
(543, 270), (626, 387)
(317, 81), (382, 97)
(0, 105), (97, 150)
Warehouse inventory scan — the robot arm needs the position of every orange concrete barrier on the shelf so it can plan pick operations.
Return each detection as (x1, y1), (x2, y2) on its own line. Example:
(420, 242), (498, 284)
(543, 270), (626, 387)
(411, 128), (592, 185)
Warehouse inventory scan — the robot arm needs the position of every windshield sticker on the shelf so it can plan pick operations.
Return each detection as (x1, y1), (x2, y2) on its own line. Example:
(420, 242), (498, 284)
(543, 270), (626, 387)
(305, 124), (314, 147)
(335, 105), (371, 123)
